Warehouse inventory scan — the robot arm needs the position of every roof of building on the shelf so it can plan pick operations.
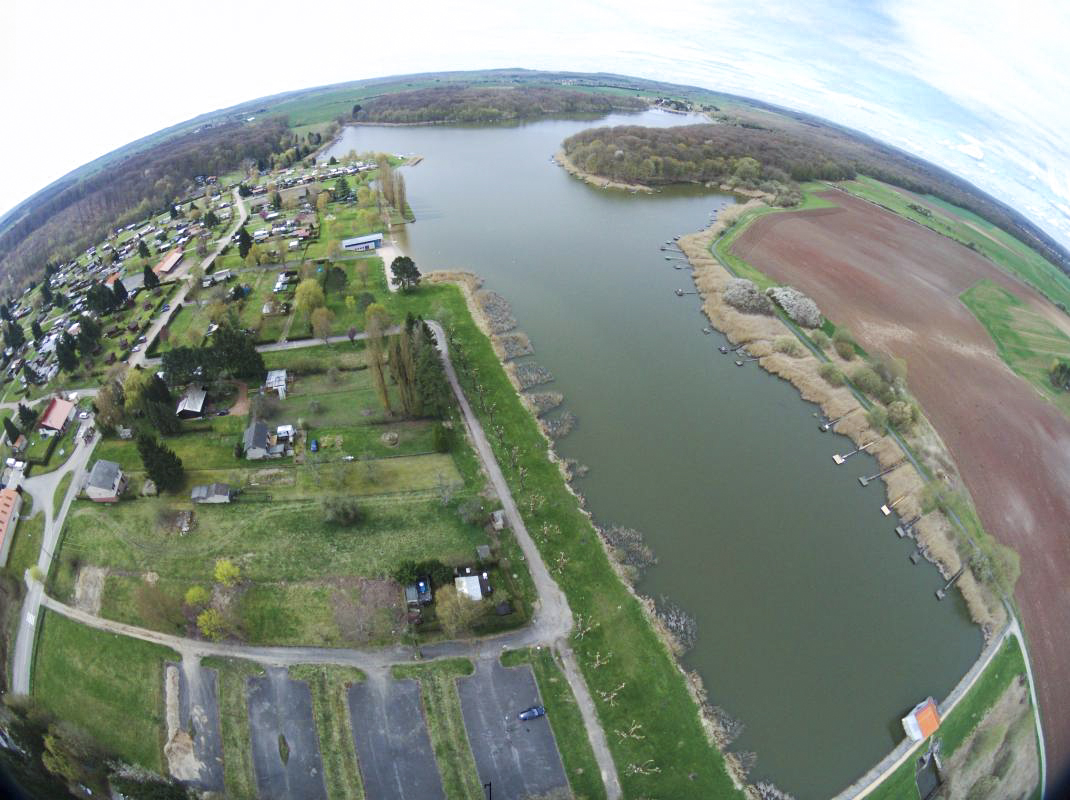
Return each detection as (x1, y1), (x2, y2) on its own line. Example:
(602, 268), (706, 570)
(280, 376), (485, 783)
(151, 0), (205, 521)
(455, 575), (484, 602)
(341, 232), (384, 247)
(153, 248), (184, 275)
(176, 385), (207, 416)
(244, 421), (269, 451)
(191, 483), (232, 501)
(264, 369), (287, 389)
(0, 489), (19, 529)
(902, 697), (941, 742)
(38, 397), (76, 430)
(87, 459), (123, 492)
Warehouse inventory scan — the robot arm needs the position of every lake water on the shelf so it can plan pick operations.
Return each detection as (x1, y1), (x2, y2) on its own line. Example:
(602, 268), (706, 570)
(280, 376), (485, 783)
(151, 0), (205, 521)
(323, 111), (980, 798)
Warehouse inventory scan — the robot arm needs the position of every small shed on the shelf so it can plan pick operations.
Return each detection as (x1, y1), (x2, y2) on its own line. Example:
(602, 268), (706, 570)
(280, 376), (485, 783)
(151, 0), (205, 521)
(176, 385), (207, 418)
(263, 370), (288, 400)
(191, 483), (234, 504)
(491, 510), (506, 531)
(404, 576), (433, 607)
(454, 568), (492, 602)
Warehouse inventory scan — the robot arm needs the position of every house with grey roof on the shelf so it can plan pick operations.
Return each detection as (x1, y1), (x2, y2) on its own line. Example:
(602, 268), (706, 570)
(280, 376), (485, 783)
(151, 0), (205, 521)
(86, 459), (126, 503)
(191, 483), (234, 504)
(243, 422), (271, 460)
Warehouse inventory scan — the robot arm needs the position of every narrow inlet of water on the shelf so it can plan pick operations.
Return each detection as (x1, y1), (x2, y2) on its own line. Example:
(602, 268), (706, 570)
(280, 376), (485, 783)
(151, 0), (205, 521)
(323, 112), (980, 798)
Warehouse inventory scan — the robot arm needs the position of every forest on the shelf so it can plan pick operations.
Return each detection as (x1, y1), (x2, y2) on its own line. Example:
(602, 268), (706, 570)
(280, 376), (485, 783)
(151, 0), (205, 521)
(352, 86), (647, 124)
(0, 118), (308, 288)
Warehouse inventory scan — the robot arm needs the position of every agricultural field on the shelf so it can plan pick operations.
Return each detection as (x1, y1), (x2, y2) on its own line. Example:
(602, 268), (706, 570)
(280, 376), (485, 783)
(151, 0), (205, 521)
(729, 187), (1070, 776)
(960, 279), (1070, 416)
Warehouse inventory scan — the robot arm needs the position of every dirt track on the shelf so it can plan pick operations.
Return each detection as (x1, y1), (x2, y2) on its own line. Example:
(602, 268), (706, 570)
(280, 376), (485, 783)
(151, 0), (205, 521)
(732, 190), (1070, 791)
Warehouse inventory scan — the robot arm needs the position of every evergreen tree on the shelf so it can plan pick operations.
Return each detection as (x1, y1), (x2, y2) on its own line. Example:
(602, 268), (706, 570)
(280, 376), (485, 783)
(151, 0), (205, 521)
(138, 239), (150, 258)
(0, 304), (10, 323)
(205, 209), (219, 228)
(56, 333), (79, 373)
(31, 319), (43, 341)
(86, 281), (117, 314)
(112, 278), (129, 305)
(390, 256), (421, 291)
(144, 264), (161, 289)
(40, 281), (53, 305)
(145, 373), (173, 405)
(136, 434), (184, 491)
(237, 226), (252, 259)
(17, 402), (36, 428)
(4, 321), (25, 350)
(143, 400), (181, 435)
(3, 415), (20, 443)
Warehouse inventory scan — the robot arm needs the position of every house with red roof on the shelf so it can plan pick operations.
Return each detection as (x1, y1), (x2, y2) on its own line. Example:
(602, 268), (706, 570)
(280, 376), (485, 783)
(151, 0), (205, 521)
(0, 488), (23, 567)
(37, 397), (76, 438)
(902, 697), (941, 742)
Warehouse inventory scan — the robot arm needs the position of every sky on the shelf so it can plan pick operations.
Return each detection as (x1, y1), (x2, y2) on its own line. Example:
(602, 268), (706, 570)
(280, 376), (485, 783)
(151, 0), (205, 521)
(3, 0), (1069, 249)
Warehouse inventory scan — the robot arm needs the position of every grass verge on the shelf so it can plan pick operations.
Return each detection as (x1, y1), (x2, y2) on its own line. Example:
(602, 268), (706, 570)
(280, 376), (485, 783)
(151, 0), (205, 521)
(202, 656), (264, 799)
(288, 664), (366, 800)
(392, 658), (481, 800)
(501, 647), (607, 800)
(53, 472), (73, 518)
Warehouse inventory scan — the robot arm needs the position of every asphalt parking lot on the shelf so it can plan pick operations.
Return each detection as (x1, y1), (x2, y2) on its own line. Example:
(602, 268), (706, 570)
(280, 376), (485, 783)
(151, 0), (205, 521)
(457, 658), (568, 799)
(246, 667), (328, 800)
(172, 660), (224, 791)
(347, 674), (446, 799)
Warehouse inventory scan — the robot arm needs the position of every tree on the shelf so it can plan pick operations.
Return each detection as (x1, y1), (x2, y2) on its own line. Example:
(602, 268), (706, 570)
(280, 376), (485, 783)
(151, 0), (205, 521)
(321, 496), (365, 526)
(364, 303), (392, 413)
(136, 434), (185, 492)
(316, 191), (329, 213)
(138, 239), (150, 258)
(3, 416), (20, 443)
(295, 278), (325, 319)
(351, 103), (362, 117)
(311, 307), (334, 343)
(328, 155), (338, 165)
(356, 260), (369, 288)
(435, 585), (484, 638)
(93, 382), (124, 432)
(123, 368), (154, 413)
(30, 319), (43, 341)
(214, 558), (241, 587)
(204, 209), (220, 228)
(327, 240), (341, 263)
(197, 608), (227, 640)
(237, 226), (253, 259)
(334, 177), (349, 198)
(55, 333), (78, 373)
(4, 321), (25, 350)
(144, 263), (161, 289)
(86, 281), (117, 314)
(390, 256), (421, 291)
(112, 278), (129, 306)
(17, 402), (36, 429)
(41, 721), (107, 793)
(271, 190), (282, 210)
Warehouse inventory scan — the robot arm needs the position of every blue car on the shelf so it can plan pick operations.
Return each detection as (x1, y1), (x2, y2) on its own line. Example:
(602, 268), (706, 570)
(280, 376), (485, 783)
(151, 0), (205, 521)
(518, 706), (546, 721)
(309, 439), (319, 452)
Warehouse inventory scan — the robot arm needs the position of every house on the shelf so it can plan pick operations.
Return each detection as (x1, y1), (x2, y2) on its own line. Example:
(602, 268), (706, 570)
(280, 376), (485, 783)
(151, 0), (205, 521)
(404, 576), (433, 607)
(176, 385), (207, 418)
(153, 247), (184, 276)
(37, 397), (76, 437)
(121, 272), (145, 294)
(491, 510), (506, 531)
(85, 459), (127, 502)
(263, 369), (288, 400)
(243, 421), (274, 460)
(341, 232), (384, 252)
(0, 488), (23, 568)
(191, 483), (234, 504)
(902, 697), (941, 743)
(454, 567), (492, 602)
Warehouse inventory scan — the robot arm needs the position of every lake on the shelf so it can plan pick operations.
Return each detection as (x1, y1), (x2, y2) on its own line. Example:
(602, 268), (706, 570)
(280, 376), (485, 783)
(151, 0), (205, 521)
(323, 110), (980, 798)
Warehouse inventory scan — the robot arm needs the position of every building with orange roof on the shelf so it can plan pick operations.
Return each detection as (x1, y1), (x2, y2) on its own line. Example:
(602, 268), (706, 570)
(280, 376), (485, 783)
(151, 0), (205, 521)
(153, 247), (184, 276)
(902, 697), (941, 742)
(37, 396), (76, 437)
(0, 488), (23, 567)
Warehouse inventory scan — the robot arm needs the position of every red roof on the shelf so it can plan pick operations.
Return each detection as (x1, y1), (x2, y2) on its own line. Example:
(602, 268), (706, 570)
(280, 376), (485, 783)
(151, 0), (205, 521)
(38, 397), (75, 431)
(914, 698), (941, 739)
(0, 489), (20, 561)
(154, 248), (184, 275)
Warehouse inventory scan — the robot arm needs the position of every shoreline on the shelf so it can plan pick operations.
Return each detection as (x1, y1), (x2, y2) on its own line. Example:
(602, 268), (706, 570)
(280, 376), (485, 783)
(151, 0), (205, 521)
(680, 205), (1006, 636)
(553, 149), (656, 193)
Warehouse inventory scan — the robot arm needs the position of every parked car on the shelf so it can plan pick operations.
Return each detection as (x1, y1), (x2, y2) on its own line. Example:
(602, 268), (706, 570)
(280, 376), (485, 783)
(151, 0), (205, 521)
(78, 410), (91, 420)
(309, 439), (319, 452)
(137, 335), (148, 343)
(342, 455), (355, 462)
(162, 303), (171, 311)
(130, 345), (141, 352)
(517, 706), (546, 721)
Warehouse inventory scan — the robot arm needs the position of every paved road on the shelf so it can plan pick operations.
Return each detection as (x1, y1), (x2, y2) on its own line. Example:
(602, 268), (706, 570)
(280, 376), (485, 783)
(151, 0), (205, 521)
(176, 654), (225, 792)
(128, 188), (248, 370)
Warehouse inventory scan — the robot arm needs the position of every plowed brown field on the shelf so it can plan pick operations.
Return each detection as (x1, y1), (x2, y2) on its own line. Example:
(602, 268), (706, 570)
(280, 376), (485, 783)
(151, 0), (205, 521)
(732, 189), (1070, 791)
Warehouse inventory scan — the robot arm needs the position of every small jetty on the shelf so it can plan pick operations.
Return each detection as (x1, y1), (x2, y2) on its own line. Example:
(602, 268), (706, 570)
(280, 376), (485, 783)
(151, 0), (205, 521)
(832, 440), (874, 464)
(895, 515), (921, 538)
(881, 494), (908, 516)
(674, 289), (698, 297)
(735, 356), (760, 367)
(936, 567), (966, 600)
(909, 551), (922, 565)
(859, 461), (905, 487)
(819, 408), (858, 432)
(719, 342), (746, 354)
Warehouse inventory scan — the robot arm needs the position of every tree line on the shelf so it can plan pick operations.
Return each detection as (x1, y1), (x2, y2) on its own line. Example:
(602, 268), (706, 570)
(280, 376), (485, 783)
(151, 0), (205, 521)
(353, 86), (646, 124)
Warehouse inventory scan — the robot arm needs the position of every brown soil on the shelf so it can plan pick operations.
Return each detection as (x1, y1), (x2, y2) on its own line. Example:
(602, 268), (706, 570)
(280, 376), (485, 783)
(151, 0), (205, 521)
(73, 566), (107, 614)
(228, 381), (249, 416)
(331, 577), (406, 644)
(730, 189), (1070, 783)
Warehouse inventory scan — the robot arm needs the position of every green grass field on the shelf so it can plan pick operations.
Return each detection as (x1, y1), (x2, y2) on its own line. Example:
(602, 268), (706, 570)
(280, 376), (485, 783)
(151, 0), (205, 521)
(203, 656), (262, 798)
(840, 176), (1070, 311)
(3, 497), (42, 582)
(961, 279), (1070, 416)
(501, 647), (606, 800)
(32, 610), (176, 772)
(392, 659), (481, 800)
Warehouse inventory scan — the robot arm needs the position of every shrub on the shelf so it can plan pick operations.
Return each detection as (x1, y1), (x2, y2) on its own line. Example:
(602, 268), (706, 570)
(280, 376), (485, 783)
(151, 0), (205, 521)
(766, 286), (822, 327)
(213, 558), (241, 587)
(321, 495), (365, 526)
(457, 496), (486, 526)
(818, 363), (845, 386)
(773, 336), (803, 357)
(393, 558), (453, 586)
(326, 366), (342, 384)
(810, 330), (829, 352)
(197, 608), (227, 640)
(866, 406), (888, 431)
(850, 366), (883, 396)
(833, 328), (856, 360)
(184, 585), (210, 608)
(722, 278), (773, 315)
(887, 400), (917, 430)
(432, 423), (451, 453)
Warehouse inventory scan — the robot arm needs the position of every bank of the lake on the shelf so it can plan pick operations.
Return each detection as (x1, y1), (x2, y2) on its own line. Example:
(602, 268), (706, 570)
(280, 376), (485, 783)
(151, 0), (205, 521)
(320, 112), (981, 798)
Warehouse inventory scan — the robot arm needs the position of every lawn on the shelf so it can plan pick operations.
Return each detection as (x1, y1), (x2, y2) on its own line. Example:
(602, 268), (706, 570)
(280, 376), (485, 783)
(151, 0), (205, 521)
(288, 664), (366, 800)
(53, 472), (73, 517)
(501, 647), (606, 800)
(840, 175), (1070, 311)
(392, 658), (481, 800)
(202, 656), (263, 799)
(961, 279), (1070, 416)
(32, 610), (176, 772)
(3, 496), (43, 582)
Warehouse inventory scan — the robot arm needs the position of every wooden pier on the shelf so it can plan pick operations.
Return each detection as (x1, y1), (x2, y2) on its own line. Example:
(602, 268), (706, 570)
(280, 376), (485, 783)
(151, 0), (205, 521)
(833, 440), (874, 464)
